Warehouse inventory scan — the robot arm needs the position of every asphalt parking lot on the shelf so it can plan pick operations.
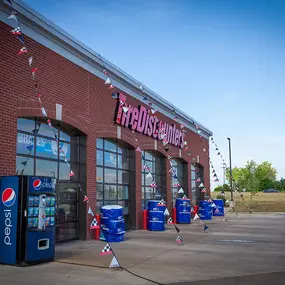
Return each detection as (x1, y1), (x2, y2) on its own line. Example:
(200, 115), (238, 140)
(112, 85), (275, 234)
(1, 213), (285, 285)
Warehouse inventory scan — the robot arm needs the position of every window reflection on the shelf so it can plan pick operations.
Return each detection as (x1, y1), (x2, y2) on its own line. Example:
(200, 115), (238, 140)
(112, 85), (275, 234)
(59, 162), (70, 180)
(17, 133), (35, 155)
(16, 156), (34, 175)
(36, 159), (58, 178)
(17, 118), (35, 132)
(142, 151), (166, 209)
(95, 138), (132, 229)
(104, 140), (117, 152)
(37, 122), (57, 138)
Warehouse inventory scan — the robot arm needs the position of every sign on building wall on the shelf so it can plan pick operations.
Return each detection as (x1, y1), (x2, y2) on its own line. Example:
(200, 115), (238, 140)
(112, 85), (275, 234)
(114, 93), (185, 148)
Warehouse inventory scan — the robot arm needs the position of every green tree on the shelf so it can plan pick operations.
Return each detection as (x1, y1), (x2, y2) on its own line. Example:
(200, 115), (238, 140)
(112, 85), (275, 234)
(226, 160), (278, 192)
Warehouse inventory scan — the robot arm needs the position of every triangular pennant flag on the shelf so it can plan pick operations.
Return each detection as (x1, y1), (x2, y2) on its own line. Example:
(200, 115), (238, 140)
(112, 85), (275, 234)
(139, 83), (143, 91)
(41, 107), (47, 117)
(213, 173), (217, 177)
(177, 188), (184, 194)
(174, 225), (180, 233)
(191, 207), (195, 213)
(217, 152), (221, 155)
(17, 34), (25, 45)
(26, 145), (33, 152)
(21, 160), (28, 166)
(88, 207), (94, 216)
(122, 106), (129, 113)
(203, 148), (206, 152)
(111, 93), (118, 99)
(208, 198), (213, 203)
(162, 207), (169, 216)
(214, 178), (219, 182)
(47, 119), (52, 127)
(150, 107), (156, 114)
(193, 213), (199, 221)
(31, 67), (37, 80)
(174, 182), (181, 187)
(143, 164), (150, 171)
(214, 208), (220, 214)
(167, 217), (173, 224)
(176, 236), (183, 245)
(11, 26), (22, 35)
(182, 194), (187, 199)
(69, 170), (75, 177)
(211, 203), (216, 208)
(100, 243), (112, 255)
(183, 141), (188, 146)
(204, 225), (210, 232)
(83, 196), (89, 202)
(135, 146), (142, 153)
(8, 11), (18, 24)
(201, 188), (207, 193)
(146, 172), (153, 179)
(109, 256), (120, 268)
(198, 182), (204, 188)
(18, 47), (27, 55)
(162, 140), (168, 146)
(28, 56), (33, 66)
(105, 77), (111, 85)
(90, 218), (100, 229)
(222, 218), (229, 223)
(158, 199), (165, 206)
(196, 178), (201, 183)
(143, 96), (148, 101)
(150, 181), (157, 188)
(225, 200), (229, 204)
(180, 124), (184, 129)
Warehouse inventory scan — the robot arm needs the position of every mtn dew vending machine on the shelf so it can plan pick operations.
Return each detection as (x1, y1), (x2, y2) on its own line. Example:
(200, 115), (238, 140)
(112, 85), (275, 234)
(0, 176), (56, 266)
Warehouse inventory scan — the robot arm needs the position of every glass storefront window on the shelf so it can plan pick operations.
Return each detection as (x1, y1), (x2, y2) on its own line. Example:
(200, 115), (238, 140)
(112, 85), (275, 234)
(16, 156), (34, 175)
(104, 168), (117, 184)
(96, 138), (132, 229)
(97, 138), (103, 149)
(17, 118), (35, 132)
(97, 150), (103, 166)
(16, 118), (85, 180)
(59, 162), (71, 180)
(17, 133), (35, 155)
(104, 151), (117, 168)
(36, 138), (58, 159)
(37, 122), (56, 138)
(96, 167), (103, 182)
(171, 159), (186, 204)
(142, 151), (166, 209)
(104, 140), (117, 152)
(36, 159), (58, 178)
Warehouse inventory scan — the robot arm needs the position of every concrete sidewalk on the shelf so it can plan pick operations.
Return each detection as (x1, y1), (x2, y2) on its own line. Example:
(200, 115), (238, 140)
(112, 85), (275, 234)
(1, 213), (285, 284)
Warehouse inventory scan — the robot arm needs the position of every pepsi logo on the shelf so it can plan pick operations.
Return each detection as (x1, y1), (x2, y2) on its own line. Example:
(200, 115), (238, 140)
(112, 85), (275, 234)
(2, 188), (16, 207)
(33, 179), (42, 190)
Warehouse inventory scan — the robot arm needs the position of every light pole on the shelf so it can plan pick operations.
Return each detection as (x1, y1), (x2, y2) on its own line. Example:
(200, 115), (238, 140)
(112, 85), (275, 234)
(227, 138), (234, 201)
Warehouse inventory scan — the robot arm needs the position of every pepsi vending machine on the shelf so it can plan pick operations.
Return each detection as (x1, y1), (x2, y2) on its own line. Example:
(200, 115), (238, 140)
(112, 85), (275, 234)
(0, 176), (56, 266)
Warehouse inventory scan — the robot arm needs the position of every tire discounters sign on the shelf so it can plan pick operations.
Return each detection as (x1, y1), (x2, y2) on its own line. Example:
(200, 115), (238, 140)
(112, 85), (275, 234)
(114, 93), (185, 148)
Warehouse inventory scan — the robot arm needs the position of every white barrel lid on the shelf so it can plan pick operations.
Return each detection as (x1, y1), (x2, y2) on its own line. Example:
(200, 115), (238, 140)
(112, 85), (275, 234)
(101, 205), (123, 210)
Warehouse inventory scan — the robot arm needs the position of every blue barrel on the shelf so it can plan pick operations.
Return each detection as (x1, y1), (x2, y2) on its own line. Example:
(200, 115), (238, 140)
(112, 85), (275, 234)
(148, 200), (166, 231)
(199, 200), (212, 220)
(176, 198), (191, 224)
(213, 199), (224, 216)
(100, 205), (125, 242)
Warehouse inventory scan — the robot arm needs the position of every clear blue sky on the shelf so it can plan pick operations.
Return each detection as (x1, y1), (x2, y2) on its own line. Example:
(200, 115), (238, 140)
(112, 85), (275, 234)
(24, 0), (285, 185)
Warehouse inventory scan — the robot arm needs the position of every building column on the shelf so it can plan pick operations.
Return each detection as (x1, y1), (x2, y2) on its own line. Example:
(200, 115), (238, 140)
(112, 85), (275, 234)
(135, 151), (142, 229)
(166, 158), (172, 210)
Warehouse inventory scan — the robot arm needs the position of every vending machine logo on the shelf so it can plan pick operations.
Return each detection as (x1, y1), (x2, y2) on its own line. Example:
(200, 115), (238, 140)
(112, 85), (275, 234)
(2, 188), (16, 207)
(33, 179), (42, 190)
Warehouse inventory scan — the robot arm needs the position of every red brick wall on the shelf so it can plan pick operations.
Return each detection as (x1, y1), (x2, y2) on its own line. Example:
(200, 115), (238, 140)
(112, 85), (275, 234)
(0, 21), (210, 237)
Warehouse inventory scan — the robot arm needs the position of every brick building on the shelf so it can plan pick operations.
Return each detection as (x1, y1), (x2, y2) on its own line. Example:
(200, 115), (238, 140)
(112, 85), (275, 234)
(0, 0), (212, 241)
